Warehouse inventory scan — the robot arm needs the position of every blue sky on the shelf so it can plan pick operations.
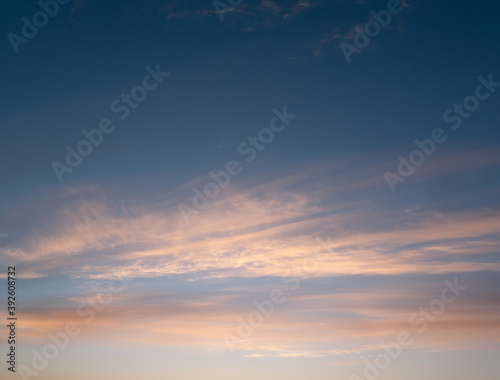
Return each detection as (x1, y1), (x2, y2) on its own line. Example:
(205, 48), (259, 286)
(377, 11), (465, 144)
(1, 1), (500, 380)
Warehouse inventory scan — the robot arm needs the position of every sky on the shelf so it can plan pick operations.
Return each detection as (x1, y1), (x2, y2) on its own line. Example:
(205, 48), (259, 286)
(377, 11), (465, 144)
(1, 0), (500, 379)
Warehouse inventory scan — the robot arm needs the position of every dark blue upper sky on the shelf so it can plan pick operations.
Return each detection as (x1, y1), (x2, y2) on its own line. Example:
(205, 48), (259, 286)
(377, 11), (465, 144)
(1, 0), (499, 194)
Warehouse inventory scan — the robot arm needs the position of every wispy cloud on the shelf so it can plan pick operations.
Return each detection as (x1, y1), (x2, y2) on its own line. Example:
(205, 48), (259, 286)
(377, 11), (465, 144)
(8, 275), (499, 355)
(161, 0), (324, 29)
(3, 147), (499, 359)
(2, 148), (499, 283)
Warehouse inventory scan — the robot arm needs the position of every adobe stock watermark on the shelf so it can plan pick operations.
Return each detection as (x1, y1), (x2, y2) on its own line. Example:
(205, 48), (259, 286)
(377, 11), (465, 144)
(384, 73), (500, 192)
(340, 0), (413, 64)
(442, 74), (500, 130)
(384, 127), (448, 192)
(178, 106), (296, 224)
(18, 277), (131, 380)
(350, 277), (467, 380)
(51, 64), (169, 182)
(213, 0), (243, 22)
(223, 235), (334, 353)
(7, 0), (71, 54)
(0, 233), (8, 243)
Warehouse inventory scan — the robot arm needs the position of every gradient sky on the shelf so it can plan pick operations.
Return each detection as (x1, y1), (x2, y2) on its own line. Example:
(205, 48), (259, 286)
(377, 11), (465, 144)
(1, 0), (500, 379)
